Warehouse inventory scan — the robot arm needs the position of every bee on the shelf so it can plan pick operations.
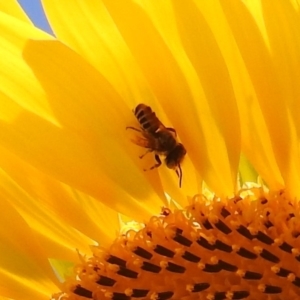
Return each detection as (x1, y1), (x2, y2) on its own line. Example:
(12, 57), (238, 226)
(126, 103), (186, 187)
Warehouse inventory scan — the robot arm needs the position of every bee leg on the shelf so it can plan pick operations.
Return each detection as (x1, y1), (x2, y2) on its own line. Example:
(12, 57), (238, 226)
(126, 126), (142, 132)
(139, 149), (152, 159)
(143, 154), (161, 171)
(175, 165), (183, 188)
(152, 154), (162, 169)
(166, 127), (177, 136)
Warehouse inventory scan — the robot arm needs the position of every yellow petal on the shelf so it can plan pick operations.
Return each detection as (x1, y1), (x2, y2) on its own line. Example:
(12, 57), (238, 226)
(0, 13), (166, 218)
(169, 0), (240, 194)
(98, 1), (238, 194)
(0, 198), (58, 299)
(0, 1), (31, 23)
(259, 0), (300, 195)
(190, 0), (283, 190)
(41, 0), (153, 107)
(136, 1), (235, 195)
(0, 272), (56, 300)
(0, 172), (95, 261)
(41, 1), (241, 195)
(0, 146), (116, 245)
(220, 0), (293, 191)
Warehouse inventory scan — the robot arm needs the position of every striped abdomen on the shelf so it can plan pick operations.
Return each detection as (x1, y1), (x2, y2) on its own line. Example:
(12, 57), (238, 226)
(134, 103), (162, 134)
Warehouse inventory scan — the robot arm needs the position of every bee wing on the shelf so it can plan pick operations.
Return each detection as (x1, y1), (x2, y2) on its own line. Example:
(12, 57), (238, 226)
(130, 132), (158, 150)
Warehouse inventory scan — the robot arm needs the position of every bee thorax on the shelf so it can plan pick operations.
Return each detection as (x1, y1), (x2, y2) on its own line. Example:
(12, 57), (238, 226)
(155, 130), (177, 152)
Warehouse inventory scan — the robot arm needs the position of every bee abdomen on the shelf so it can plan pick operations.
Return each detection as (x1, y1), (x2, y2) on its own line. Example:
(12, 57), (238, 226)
(135, 103), (160, 133)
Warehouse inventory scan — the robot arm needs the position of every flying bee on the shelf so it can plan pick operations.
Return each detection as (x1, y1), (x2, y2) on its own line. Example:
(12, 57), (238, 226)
(126, 103), (186, 187)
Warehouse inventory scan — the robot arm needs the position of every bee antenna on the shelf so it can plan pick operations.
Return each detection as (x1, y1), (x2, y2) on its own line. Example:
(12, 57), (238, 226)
(176, 165), (183, 188)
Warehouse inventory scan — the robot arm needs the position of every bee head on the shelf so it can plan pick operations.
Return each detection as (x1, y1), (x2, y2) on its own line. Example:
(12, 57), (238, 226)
(165, 143), (186, 169)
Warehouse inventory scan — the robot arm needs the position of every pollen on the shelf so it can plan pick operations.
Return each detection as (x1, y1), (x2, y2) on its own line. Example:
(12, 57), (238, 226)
(53, 187), (300, 300)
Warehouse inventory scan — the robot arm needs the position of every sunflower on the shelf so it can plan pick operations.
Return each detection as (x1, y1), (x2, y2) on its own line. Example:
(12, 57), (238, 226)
(1, 0), (300, 299)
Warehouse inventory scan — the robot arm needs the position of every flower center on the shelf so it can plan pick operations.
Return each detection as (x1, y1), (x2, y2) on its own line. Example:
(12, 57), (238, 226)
(53, 188), (300, 299)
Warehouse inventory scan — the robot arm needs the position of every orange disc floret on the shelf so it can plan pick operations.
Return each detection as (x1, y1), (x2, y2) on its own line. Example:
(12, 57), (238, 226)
(53, 188), (300, 300)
